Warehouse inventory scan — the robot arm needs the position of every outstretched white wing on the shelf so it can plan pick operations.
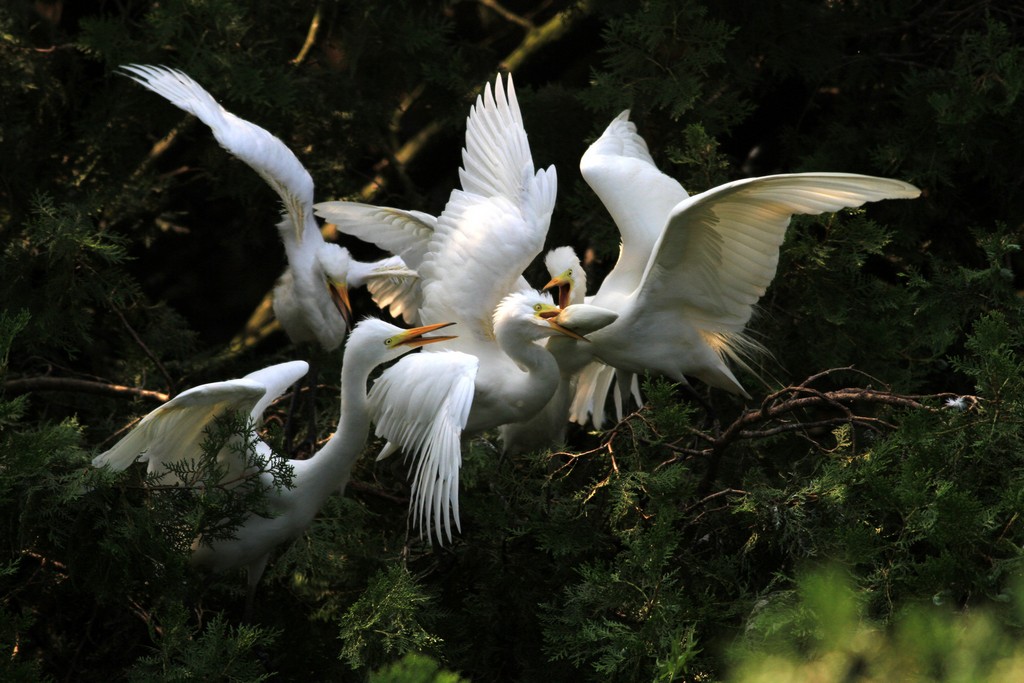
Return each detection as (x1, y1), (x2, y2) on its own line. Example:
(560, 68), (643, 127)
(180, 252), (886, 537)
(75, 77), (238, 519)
(122, 64), (314, 241)
(368, 351), (478, 543)
(93, 361), (308, 485)
(582, 111), (688, 298)
(349, 255), (423, 325)
(420, 190), (547, 343)
(314, 202), (437, 270)
(420, 74), (556, 339)
(241, 360), (311, 427)
(636, 173), (922, 333)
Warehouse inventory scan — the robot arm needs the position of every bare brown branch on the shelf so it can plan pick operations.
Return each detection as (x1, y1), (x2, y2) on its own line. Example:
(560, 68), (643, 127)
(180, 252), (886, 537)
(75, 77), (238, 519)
(4, 377), (169, 403)
(291, 5), (322, 66)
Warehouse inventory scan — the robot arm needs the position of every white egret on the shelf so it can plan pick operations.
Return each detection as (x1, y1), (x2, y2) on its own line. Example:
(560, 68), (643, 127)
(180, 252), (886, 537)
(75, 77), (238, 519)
(123, 64), (424, 449)
(121, 64), (423, 348)
(541, 246), (640, 428)
(368, 291), (590, 541)
(545, 112), (922, 426)
(92, 318), (455, 610)
(497, 296), (620, 455)
(320, 75), (595, 541)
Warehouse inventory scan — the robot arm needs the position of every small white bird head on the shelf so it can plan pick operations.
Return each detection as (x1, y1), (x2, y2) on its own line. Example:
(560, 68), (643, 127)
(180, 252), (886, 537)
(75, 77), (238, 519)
(543, 246), (586, 309)
(348, 318), (457, 363)
(317, 244), (354, 330)
(494, 291), (588, 342)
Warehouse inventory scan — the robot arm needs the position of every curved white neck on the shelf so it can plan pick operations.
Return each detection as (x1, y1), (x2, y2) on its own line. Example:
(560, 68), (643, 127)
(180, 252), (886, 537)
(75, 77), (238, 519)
(294, 349), (372, 502)
(492, 323), (560, 415)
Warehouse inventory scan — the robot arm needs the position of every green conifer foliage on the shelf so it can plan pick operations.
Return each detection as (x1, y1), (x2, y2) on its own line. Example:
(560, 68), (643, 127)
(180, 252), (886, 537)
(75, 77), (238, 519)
(2, 1), (1023, 680)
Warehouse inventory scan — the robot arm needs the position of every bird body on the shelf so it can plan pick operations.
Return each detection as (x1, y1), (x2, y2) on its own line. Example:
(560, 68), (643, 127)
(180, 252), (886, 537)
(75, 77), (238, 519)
(322, 75), (597, 541)
(370, 291), (589, 540)
(546, 112), (922, 425)
(93, 318), (455, 600)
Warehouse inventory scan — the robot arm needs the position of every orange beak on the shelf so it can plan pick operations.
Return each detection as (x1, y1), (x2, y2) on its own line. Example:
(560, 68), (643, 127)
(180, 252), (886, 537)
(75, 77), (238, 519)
(394, 321), (458, 348)
(537, 306), (588, 342)
(327, 280), (354, 330)
(543, 275), (572, 310)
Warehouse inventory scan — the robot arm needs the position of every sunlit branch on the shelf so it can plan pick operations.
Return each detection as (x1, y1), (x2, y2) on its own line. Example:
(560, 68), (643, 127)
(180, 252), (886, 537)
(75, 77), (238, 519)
(4, 377), (169, 403)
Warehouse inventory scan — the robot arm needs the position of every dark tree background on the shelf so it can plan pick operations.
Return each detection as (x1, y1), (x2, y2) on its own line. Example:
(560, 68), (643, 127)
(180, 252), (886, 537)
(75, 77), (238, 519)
(3, 1), (1024, 680)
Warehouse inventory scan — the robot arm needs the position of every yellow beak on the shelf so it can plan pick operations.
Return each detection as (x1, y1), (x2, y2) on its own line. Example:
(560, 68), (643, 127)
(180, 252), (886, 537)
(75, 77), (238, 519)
(537, 306), (588, 342)
(393, 321), (458, 348)
(327, 280), (353, 331)
(542, 275), (572, 310)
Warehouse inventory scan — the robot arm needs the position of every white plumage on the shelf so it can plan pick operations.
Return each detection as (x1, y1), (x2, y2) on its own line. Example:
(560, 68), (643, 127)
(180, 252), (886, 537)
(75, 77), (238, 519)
(550, 111), (922, 426)
(92, 318), (454, 606)
(321, 75), (598, 541)
(122, 64), (422, 349)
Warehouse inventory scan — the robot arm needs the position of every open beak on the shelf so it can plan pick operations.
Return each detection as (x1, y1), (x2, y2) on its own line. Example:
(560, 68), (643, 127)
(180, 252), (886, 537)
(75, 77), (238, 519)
(394, 321), (458, 348)
(537, 307), (588, 342)
(542, 275), (572, 310)
(327, 280), (354, 330)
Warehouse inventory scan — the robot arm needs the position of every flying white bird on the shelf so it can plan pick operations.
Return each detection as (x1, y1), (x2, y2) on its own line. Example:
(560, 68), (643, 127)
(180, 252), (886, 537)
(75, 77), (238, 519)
(92, 318), (455, 610)
(121, 64), (422, 349)
(544, 111), (922, 427)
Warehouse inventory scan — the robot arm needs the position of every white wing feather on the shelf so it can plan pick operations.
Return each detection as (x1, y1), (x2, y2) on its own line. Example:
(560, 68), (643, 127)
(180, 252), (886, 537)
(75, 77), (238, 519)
(314, 202), (437, 269)
(420, 190), (547, 342)
(93, 361), (307, 484)
(349, 255), (423, 325)
(419, 73), (555, 338)
(638, 173), (922, 332)
(368, 351), (478, 543)
(458, 75), (534, 201)
(581, 111), (688, 295)
(122, 64), (314, 240)
(92, 380), (264, 482)
(241, 360), (311, 428)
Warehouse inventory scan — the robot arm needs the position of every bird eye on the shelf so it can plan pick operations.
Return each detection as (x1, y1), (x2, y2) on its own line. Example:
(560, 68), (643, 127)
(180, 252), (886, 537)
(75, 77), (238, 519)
(533, 303), (543, 312)
(385, 338), (393, 346)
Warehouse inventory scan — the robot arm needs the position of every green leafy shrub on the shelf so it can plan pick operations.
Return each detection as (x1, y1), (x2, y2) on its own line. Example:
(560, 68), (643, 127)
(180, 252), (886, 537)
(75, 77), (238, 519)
(2, 1), (1023, 680)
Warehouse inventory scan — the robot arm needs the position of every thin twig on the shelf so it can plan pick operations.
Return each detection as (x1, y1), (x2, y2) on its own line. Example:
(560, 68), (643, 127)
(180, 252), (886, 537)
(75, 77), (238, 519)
(4, 377), (169, 403)
(478, 0), (534, 29)
(291, 5), (322, 66)
(683, 487), (748, 515)
(112, 306), (175, 391)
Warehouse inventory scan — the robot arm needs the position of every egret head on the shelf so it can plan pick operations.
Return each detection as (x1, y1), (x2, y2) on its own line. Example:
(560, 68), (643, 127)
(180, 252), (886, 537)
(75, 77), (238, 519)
(318, 244), (354, 330)
(495, 291), (588, 342)
(543, 246), (586, 309)
(348, 318), (457, 364)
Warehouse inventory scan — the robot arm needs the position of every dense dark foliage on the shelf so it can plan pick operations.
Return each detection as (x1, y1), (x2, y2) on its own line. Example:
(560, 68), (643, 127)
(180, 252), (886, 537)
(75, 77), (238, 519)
(3, 1), (1024, 680)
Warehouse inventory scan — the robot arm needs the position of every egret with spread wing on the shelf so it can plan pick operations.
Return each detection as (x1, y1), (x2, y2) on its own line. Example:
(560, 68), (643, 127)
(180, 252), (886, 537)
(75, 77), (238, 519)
(122, 65), (422, 346)
(123, 64), (424, 450)
(93, 318), (455, 610)
(545, 112), (922, 427)
(322, 75), (600, 542)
